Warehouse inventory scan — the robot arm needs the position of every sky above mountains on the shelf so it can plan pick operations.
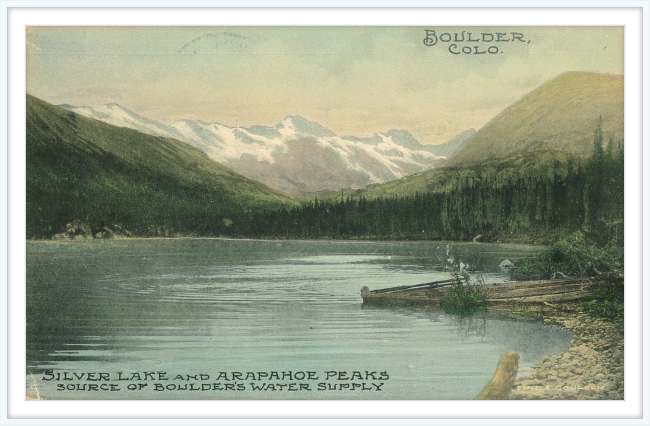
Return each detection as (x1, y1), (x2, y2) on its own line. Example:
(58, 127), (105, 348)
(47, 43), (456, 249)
(27, 26), (623, 145)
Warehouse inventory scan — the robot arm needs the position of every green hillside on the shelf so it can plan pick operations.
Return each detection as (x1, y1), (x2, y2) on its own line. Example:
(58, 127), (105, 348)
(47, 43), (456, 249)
(310, 149), (576, 202)
(448, 71), (623, 166)
(244, 145), (623, 246)
(27, 95), (297, 239)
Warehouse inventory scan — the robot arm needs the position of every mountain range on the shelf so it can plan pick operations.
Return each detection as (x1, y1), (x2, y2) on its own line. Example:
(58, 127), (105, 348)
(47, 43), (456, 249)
(59, 71), (623, 196)
(59, 103), (476, 195)
(27, 71), (625, 239)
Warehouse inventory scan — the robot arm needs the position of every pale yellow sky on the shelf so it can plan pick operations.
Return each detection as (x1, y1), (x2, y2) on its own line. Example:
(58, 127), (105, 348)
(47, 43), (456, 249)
(27, 26), (623, 145)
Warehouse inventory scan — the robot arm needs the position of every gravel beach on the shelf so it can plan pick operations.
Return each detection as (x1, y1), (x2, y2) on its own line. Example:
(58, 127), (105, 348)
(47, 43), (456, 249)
(494, 302), (624, 400)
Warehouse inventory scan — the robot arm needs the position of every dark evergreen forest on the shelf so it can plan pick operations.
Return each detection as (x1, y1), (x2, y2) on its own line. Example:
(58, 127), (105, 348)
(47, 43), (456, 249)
(231, 126), (623, 247)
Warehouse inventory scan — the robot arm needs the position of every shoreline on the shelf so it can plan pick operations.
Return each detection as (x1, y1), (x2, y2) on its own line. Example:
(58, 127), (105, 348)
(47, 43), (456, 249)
(493, 302), (624, 400)
(26, 236), (538, 248)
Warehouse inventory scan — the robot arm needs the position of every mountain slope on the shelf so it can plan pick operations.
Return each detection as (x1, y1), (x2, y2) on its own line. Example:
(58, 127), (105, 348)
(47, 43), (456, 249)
(27, 95), (297, 238)
(61, 104), (474, 194)
(425, 129), (477, 158)
(448, 72), (623, 166)
(58, 103), (187, 141)
(316, 148), (581, 202)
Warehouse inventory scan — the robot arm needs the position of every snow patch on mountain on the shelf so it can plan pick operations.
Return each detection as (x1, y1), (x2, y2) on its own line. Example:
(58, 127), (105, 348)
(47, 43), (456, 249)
(60, 103), (185, 141)
(59, 103), (475, 194)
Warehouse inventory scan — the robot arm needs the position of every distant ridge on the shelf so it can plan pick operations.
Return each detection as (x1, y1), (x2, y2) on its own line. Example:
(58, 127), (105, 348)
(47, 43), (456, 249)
(448, 71), (624, 166)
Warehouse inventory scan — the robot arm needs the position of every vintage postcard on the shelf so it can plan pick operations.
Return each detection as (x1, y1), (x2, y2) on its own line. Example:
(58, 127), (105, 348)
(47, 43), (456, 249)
(25, 26), (625, 402)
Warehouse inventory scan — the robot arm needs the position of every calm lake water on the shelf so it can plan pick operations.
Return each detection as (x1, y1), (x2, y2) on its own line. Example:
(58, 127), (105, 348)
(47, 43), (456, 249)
(26, 239), (572, 400)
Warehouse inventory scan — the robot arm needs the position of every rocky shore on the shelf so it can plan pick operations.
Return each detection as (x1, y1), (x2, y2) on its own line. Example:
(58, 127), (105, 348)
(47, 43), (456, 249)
(494, 302), (624, 400)
(45, 222), (196, 241)
(52, 221), (134, 241)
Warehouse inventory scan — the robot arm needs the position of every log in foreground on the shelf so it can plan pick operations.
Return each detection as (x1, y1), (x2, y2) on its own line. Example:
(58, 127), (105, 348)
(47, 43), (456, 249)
(475, 351), (520, 400)
(360, 275), (622, 307)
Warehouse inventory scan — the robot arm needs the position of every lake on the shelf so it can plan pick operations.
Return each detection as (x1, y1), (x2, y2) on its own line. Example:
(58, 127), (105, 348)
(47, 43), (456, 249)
(26, 238), (572, 400)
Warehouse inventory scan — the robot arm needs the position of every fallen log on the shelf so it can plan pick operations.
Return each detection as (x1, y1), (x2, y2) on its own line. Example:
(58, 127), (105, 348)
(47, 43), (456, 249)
(361, 275), (622, 307)
(475, 352), (520, 400)
(365, 278), (457, 294)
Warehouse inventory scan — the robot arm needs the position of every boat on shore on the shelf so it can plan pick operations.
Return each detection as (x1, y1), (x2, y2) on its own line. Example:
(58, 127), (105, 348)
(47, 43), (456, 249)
(360, 274), (623, 307)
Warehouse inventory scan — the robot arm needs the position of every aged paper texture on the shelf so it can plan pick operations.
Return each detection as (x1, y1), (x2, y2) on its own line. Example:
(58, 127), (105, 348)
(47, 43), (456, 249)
(25, 26), (624, 401)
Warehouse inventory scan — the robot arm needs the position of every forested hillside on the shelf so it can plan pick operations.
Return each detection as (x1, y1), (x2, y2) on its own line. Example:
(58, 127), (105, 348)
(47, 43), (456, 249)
(234, 125), (623, 246)
(27, 95), (297, 239)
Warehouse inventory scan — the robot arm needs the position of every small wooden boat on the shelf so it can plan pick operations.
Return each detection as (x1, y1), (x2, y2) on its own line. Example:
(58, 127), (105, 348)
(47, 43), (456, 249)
(360, 274), (623, 307)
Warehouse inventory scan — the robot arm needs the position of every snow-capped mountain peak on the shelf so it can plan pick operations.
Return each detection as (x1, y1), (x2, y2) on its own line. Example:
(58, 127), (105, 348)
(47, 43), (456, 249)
(277, 115), (336, 138)
(58, 103), (475, 194)
(383, 129), (425, 150)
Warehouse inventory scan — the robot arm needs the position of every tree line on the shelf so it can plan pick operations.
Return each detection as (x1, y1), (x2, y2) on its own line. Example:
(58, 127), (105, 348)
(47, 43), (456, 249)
(231, 124), (623, 247)
(28, 118), (623, 246)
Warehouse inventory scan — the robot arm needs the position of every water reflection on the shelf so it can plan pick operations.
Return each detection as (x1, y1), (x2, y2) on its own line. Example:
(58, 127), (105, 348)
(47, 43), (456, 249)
(452, 314), (488, 342)
(26, 239), (564, 400)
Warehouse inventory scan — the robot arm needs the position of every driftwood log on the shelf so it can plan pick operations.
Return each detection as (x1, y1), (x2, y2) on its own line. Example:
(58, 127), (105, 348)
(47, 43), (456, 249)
(475, 351), (520, 400)
(361, 275), (623, 307)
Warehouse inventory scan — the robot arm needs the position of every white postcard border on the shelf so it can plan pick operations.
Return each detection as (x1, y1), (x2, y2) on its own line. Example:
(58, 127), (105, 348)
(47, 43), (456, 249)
(1, 3), (647, 425)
